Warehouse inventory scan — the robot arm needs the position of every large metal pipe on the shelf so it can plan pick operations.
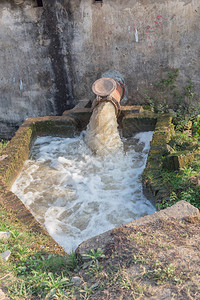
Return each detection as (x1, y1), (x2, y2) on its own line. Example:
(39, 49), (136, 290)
(92, 77), (125, 117)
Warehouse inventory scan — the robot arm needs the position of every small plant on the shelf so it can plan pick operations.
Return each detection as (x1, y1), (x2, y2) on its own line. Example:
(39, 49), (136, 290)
(157, 191), (178, 210)
(192, 115), (200, 140)
(40, 272), (71, 296)
(82, 248), (105, 262)
(66, 251), (82, 271)
(142, 69), (200, 133)
(143, 69), (180, 114)
(120, 275), (132, 290)
(147, 262), (178, 284)
(86, 259), (103, 277)
(82, 248), (105, 272)
(181, 188), (200, 210)
(10, 229), (23, 240)
(0, 139), (8, 154)
(80, 283), (96, 299)
(132, 254), (146, 264)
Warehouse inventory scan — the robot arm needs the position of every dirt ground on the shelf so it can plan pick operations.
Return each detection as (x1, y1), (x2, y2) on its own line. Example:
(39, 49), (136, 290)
(77, 202), (200, 299)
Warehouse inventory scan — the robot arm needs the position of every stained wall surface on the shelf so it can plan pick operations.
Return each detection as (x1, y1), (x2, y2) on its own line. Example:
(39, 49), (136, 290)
(0, 0), (74, 138)
(0, 0), (200, 138)
(69, 0), (200, 101)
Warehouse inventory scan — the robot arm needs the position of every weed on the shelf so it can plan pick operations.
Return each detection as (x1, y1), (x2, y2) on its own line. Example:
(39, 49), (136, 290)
(0, 139), (9, 154)
(127, 232), (142, 241)
(156, 69), (179, 90)
(143, 69), (179, 114)
(66, 251), (83, 271)
(159, 244), (173, 250)
(156, 150), (200, 210)
(192, 115), (200, 140)
(80, 283), (96, 299)
(142, 70), (200, 133)
(181, 188), (200, 210)
(132, 254), (147, 264)
(83, 248), (105, 261)
(120, 274), (133, 290)
(146, 262), (179, 284)
(82, 248), (105, 270)
(10, 229), (23, 240)
(86, 259), (103, 277)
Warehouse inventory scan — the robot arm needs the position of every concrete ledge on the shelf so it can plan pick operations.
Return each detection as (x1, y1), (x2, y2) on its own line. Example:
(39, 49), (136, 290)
(122, 111), (157, 136)
(0, 115), (79, 253)
(63, 108), (92, 130)
(0, 179), (65, 254)
(163, 147), (200, 171)
(0, 116), (79, 188)
(76, 201), (200, 255)
(63, 105), (145, 131)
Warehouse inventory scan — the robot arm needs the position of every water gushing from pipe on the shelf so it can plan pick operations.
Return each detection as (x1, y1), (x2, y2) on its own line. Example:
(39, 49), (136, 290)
(84, 101), (123, 156)
(84, 77), (124, 155)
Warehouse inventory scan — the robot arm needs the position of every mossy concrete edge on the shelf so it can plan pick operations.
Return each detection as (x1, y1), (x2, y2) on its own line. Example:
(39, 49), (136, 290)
(142, 114), (174, 205)
(0, 115), (79, 254)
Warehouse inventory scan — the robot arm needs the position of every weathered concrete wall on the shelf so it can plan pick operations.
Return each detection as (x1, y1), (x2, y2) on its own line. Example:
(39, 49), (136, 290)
(0, 0), (75, 138)
(0, 0), (200, 138)
(69, 0), (200, 102)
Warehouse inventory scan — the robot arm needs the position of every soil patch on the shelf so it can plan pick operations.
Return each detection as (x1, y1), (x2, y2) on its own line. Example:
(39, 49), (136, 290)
(76, 201), (200, 299)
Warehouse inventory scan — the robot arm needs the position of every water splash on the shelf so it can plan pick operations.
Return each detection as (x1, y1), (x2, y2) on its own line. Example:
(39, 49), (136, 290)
(84, 102), (123, 156)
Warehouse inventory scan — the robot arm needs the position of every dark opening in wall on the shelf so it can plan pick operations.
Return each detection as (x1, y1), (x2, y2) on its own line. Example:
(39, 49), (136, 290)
(36, 0), (43, 7)
(93, 0), (103, 4)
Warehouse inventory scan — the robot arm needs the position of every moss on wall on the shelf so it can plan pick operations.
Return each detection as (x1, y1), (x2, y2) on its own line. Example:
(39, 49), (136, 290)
(0, 115), (79, 252)
(122, 111), (157, 137)
(142, 114), (174, 205)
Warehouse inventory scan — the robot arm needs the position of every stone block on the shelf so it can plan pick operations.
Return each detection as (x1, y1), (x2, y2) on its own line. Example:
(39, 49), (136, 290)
(0, 250), (11, 261)
(63, 108), (92, 130)
(0, 232), (11, 240)
(122, 113), (157, 137)
(163, 152), (195, 171)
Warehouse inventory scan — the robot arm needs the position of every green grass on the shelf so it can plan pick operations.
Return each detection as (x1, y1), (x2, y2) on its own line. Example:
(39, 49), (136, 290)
(0, 139), (9, 154)
(0, 208), (82, 299)
(157, 152), (200, 211)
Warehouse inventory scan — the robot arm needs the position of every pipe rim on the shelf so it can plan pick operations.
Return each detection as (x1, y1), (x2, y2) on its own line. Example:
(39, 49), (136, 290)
(92, 78), (117, 97)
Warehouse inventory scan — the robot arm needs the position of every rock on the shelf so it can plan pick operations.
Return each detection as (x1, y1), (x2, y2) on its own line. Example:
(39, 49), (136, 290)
(190, 175), (200, 186)
(0, 250), (11, 261)
(162, 152), (194, 171)
(0, 232), (11, 240)
(148, 288), (172, 300)
(184, 120), (193, 130)
(161, 144), (174, 156)
(0, 155), (8, 161)
(0, 289), (8, 300)
(71, 276), (82, 286)
(14, 0), (25, 4)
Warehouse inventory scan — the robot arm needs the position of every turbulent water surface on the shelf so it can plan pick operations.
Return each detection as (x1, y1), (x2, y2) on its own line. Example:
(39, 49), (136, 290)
(11, 132), (156, 252)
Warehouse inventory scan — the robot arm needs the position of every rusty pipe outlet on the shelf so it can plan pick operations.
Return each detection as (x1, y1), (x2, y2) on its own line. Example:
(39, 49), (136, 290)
(92, 78), (125, 117)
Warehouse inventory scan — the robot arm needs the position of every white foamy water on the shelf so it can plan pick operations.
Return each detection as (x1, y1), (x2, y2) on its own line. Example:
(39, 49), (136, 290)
(84, 102), (123, 155)
(11, 132), (156, 253)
